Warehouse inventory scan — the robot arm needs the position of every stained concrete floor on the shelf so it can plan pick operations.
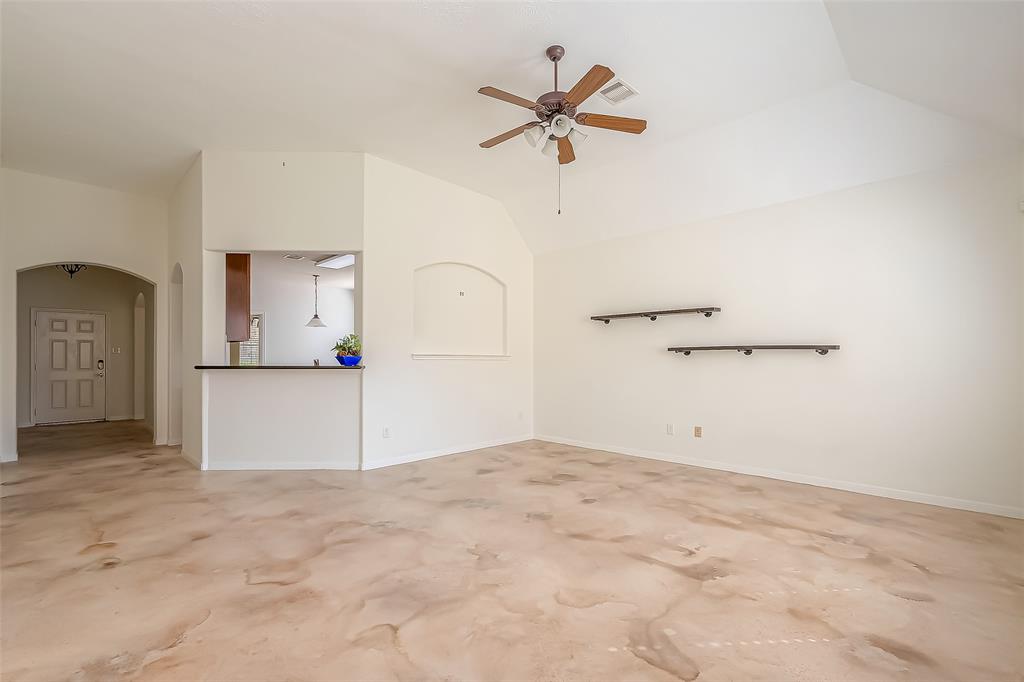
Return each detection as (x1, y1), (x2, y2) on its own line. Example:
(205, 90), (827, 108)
(2, 421), (1021, 681)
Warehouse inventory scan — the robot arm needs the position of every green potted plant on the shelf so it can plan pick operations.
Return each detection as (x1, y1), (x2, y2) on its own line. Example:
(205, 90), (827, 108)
(333, 333), (362, 367)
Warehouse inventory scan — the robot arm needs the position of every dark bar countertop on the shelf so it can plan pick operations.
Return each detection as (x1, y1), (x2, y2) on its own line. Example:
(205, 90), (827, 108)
(195, 364), (363, 370)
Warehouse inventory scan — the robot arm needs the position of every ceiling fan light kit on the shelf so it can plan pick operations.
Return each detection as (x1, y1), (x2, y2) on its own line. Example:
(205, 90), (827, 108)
(541, 136), (559, 158)
(523, 125), (545, 147)
(477, 44), (647, 213)
(549, 114), (574, 138)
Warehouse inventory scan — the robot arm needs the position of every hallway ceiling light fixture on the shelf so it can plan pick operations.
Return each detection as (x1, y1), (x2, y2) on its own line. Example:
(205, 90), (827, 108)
(477, 44), (647, 214)
(57, 264), (88, 279)
(305, 274), (327, 327)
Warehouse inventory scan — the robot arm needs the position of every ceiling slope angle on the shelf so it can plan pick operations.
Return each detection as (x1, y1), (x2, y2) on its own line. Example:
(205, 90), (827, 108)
(0, 0), (848, 202)
(506, 80), (1018, 254)
(1, 1), (1017, 256)
(825, 0), (1024, 139)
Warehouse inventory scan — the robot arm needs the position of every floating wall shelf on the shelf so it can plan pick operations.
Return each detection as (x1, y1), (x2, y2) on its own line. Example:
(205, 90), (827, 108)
(592, 307), (721, 324)
(668, 344), (840, 356)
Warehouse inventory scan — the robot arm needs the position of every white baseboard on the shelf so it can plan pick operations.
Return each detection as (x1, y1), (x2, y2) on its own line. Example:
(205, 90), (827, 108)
(362, 434), (533, 471)
(205, 459), (359, 471)
(0, 451), (17, 463)
(534, 435), (1024, 520)
(106, 415), (134, 422)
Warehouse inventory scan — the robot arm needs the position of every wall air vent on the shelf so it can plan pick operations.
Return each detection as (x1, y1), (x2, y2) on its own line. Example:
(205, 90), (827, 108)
(598, 79), (639, 106)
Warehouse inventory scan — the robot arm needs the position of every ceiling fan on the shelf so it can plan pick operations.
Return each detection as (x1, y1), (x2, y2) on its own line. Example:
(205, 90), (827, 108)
(477, 44), (647, 165)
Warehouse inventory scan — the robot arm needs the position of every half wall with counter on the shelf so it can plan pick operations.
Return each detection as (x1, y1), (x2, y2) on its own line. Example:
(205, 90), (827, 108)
(198, 365), (362, 470)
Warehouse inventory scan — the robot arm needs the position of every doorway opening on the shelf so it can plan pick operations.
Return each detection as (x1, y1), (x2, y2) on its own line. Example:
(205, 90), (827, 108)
(16, 263), (156, 455)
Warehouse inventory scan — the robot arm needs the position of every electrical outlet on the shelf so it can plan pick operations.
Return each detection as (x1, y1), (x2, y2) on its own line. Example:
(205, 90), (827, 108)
(518, 410), (524, 421)
(665, 423), (674, 436)
(382, 427), (391, 439)
(694, 426), (703, 438)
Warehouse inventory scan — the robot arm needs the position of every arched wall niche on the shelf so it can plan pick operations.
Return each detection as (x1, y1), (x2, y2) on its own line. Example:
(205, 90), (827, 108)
(412, 262), (507, 358)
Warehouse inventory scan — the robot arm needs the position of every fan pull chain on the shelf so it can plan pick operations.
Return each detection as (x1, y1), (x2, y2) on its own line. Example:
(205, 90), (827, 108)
(557, 163), (561, 215)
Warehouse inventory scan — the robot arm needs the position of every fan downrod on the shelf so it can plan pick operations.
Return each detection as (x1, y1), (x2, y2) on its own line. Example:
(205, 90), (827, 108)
(538, 44), (573, 119)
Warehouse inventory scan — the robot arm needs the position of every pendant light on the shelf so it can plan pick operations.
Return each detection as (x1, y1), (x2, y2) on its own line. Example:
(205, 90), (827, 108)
(306, 274), (327, 327)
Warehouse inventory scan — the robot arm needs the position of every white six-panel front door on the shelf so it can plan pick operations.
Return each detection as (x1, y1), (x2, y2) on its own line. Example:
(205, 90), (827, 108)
(34, 310), (106, 424)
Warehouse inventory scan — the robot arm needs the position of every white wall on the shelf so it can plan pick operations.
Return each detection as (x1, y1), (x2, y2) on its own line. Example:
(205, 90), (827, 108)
(361, 155), (533, 468)
(535, 154), (1023, 517)
(250, 252), (355, 365)
(204, 370), (361, 470)
(133, 293), (147, 421)
(16, 266), (154, 425)
(167, 158), (203, 465)
(0, 169), (169, 460)
(202, 151), (364, 251)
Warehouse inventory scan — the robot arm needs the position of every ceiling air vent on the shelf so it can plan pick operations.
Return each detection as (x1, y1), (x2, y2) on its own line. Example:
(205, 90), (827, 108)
(282, 254), (305, 261)
(598, 79), (639, 106)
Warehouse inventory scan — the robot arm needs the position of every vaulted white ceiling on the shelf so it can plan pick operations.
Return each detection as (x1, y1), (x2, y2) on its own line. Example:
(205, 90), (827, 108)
(2, 1), (1020, 253)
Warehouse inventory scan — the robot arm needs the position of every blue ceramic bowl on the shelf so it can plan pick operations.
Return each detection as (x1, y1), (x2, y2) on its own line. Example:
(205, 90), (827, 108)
(339, 355), (362, 367)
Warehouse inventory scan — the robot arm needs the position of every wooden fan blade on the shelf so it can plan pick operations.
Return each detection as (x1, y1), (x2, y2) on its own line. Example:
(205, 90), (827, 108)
(479, 122), (539, 148)
(557, 136), (575, 165)
(478, 86), (538, 109)
(575, 113), (647, 134)
(563, 65), (614, 107)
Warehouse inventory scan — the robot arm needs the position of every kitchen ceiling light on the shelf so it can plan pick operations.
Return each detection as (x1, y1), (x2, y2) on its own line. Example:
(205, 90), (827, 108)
(315, 254), (355, 269)
(305, 274), (327, 327)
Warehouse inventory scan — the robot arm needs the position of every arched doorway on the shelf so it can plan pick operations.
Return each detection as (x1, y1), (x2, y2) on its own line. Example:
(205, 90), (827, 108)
(168, 263), (183, 446)
(15, 262), (156, 454)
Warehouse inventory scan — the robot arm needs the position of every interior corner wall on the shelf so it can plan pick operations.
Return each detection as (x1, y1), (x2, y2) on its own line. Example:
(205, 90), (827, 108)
(0, 168), (170, 460)
(535, 153), (1023, 517)
(167, 157), (204, 467)
(361, 155), (534, 469)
